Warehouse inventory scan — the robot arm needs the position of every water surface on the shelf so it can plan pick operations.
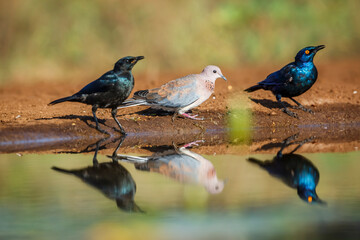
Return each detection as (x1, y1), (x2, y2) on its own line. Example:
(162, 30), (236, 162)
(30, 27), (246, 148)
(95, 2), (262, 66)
(0, 140), (359, 239)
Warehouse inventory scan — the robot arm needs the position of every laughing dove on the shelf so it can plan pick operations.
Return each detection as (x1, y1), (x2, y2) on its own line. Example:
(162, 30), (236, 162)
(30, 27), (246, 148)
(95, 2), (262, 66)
(118, 65), (227, 120)
(112, 140), (225, 194)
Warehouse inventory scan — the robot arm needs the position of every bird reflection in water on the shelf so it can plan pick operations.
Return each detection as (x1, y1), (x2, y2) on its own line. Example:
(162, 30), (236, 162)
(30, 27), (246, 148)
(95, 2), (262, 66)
(52, 137), (143, 212)
(248, 134), (325, 204)
(113, 140), (225, 194)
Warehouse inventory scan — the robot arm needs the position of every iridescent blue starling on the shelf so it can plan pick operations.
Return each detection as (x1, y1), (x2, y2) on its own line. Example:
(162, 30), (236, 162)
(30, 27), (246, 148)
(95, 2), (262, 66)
(49, 56), (144, 134)
(248, 134), (325, 204)
(245, 45), (325, 118)
(248, 153), (324, 204)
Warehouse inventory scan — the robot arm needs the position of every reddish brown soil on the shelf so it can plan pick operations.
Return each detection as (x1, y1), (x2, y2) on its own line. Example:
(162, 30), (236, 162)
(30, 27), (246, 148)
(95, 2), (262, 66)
(0, 58), (359, 154)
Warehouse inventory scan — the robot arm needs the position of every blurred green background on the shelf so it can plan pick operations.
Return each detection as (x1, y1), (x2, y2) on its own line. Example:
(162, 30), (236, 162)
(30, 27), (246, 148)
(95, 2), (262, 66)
(1, 0), (360, 84)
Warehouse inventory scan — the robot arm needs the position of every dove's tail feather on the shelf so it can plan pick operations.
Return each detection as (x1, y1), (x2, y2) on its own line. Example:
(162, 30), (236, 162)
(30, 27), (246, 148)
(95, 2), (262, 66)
(117, 98), (148, 109)
(48, 95), (78, 105)
(113, 154), (149, 163)
(117, 89), (151, 109)
(244, 85), (263, 92)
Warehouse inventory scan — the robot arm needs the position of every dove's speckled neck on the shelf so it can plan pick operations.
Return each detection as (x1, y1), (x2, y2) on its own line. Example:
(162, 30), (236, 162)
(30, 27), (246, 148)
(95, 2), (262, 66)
(204, 80), (215, 92)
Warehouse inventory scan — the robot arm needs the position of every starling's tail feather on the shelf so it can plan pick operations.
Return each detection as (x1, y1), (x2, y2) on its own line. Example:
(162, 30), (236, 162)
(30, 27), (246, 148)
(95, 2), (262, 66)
(247, 158), (265, 167)
(244, 85), (263, 92)
(48, 95), (77, 105)
(51, 166), (74, 174)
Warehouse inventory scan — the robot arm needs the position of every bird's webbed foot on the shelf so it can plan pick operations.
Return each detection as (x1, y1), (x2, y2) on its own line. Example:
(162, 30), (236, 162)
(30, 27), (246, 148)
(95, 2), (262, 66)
(281, 107), (299, 119)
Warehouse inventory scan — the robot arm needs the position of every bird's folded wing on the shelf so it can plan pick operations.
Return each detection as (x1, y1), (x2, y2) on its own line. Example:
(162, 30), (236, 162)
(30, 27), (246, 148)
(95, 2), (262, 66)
(142, 75), (200, 108)
(77, 71), (117, 94)
(259, 64), (295, 86)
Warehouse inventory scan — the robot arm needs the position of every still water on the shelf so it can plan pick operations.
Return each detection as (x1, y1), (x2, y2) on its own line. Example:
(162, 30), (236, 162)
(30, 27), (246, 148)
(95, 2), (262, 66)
(0, 137), (359, 239)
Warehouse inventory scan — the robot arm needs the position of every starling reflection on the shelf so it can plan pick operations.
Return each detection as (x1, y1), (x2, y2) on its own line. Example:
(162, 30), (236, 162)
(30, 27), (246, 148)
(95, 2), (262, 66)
(52, 137), (143, 212)
(248, 134), (325, 204)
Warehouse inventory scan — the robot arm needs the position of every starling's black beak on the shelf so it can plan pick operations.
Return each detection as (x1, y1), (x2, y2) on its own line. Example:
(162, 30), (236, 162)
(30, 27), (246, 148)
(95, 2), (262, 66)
(131, 56), (145, 64)
(315, 198), (327, 205)
(314, 45), (325, 52)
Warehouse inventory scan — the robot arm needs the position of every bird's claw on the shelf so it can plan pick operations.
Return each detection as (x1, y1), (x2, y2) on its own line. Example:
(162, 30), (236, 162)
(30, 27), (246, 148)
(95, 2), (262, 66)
(293, 105), (314, 114)
(182, 140), (205, 148)
(181, 113), (204, 120)
(282, 108), (299, 119)
(307, 109), (314, 114)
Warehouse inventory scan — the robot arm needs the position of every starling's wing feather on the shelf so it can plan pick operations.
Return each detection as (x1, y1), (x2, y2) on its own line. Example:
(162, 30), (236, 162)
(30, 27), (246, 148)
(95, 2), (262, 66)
(136, 75), (200, 108)
(77, 71), (117, 95)
(259, 63), (296, 86)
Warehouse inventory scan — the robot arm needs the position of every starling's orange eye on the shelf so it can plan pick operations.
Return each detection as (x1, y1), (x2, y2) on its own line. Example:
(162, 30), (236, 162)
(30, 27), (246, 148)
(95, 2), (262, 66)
(308, 196), (313, 202)
(305, 50), (310, 55)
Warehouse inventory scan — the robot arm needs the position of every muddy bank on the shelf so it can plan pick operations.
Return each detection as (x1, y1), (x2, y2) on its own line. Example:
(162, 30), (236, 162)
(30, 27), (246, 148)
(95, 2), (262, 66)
(0, 58), (359, 154)
(1, 121), (358, 155)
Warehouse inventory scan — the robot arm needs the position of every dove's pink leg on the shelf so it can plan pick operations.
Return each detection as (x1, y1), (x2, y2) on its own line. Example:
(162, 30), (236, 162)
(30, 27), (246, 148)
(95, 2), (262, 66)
(181, 113), (204, 120)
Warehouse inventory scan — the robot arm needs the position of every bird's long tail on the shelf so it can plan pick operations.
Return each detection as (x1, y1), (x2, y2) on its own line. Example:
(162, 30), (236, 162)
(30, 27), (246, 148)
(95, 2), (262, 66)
(51, 166), (74, 174)
(244, 85), (263, 92)
(48, 95), (77, 105)
(247, 158), (265, 167)
(117, 98), (148, 109)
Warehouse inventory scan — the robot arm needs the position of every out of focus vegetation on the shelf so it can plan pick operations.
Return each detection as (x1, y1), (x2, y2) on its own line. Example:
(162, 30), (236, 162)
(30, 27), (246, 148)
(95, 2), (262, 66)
(1, 0), (360, 83)
(228, 97), (252, 144)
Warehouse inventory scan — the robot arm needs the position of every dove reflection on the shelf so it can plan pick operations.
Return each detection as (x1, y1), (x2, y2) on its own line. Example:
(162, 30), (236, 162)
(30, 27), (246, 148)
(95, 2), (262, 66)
(248, 134), (325, 204)
(113, 140), (225, 194)
(52, 137), (143, 212)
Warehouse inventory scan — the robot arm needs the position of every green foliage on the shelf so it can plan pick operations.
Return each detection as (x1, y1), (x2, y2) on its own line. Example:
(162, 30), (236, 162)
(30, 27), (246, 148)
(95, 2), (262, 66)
(1, 0), (360, 83)
(227, 96), (252, 144)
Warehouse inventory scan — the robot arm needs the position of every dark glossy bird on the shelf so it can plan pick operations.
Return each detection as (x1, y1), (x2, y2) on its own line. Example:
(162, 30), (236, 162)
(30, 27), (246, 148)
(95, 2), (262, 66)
(245, 45), (325, 118)
(248, 134), (325, 204)
(49, 56), (144, 134)
(52, 137), (142, 212)
(52, 161), (142, 212)
(248, 154), (324, 204)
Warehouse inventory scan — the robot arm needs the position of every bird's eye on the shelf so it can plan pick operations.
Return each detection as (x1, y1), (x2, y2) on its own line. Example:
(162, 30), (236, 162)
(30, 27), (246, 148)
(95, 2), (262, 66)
(213, 70), (217, 73)
(305, 50), (310, 55)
